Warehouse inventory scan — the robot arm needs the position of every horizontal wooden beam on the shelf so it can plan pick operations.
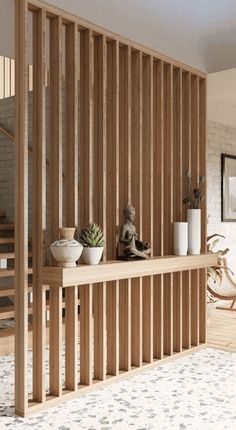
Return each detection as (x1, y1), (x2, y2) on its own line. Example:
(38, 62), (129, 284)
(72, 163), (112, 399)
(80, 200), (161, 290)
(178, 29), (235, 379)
(42, 254), (217, 287)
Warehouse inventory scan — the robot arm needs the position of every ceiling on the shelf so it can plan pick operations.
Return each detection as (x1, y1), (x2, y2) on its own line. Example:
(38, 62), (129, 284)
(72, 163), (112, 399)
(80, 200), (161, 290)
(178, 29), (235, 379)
(1, 0), (236, 73)
(46, 0), (236, 73)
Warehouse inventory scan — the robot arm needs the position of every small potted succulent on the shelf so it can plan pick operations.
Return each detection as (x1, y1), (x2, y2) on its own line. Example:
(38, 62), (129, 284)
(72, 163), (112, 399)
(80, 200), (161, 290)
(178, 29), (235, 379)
(183, 171), (205, 255)
(79, 223), (104, 265)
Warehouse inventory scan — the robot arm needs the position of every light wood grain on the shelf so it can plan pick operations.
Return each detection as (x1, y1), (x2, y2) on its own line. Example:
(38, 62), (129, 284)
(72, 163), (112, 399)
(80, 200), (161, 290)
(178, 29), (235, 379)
(32, 6), (46, 403)
(15, 0), (29, 416)
(49, 14), (63, 398)
(64, 21), (79, 392)
(80, 284), (93, 385)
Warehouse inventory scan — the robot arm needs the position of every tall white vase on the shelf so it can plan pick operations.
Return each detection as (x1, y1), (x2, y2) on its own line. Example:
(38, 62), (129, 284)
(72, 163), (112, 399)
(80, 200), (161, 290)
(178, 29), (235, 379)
(174, 222), (188, 256)
(187, 209), (201, 255)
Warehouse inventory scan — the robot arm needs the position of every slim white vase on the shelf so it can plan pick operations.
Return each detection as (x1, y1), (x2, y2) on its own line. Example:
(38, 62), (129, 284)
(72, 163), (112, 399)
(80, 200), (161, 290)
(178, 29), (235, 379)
(187, 209), (201, 255)
(174, 222), (188, 256)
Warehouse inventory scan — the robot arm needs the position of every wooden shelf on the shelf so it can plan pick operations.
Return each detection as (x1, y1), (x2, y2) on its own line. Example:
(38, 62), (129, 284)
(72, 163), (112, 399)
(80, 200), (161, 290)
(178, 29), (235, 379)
(43, 253), (217, 288)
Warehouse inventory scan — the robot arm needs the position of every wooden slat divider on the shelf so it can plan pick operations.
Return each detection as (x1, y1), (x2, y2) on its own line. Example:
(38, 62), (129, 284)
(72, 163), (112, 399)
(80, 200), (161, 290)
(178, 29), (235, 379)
(190, 75), (200, 346)
(119, 45), (131, 371)
(199, 78), (207, 343)
(173, 68), (183, 353)
(79, 28), (94, 385)
(153, 60), (164, 359)
(131, 50), (142, 367)
(80, 284), (93, 385)
(93, 34), (107, 381)
(32, 6), (46, 403)
(182, 71), (191, 349)
(163, 63), (173, 356)
(142, 54), (153, 363)
(64, 21), (79, 392)
(106, 40), (119, 376)
(15, 0), (29, 416)
(49, 14), (63, 397)
(15, 0), (207, 417)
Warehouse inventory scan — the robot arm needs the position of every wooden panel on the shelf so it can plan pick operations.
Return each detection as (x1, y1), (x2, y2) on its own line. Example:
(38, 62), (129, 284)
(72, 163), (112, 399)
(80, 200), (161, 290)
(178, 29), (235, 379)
(173, 68), (182, 352)
(64, 22), (79, 392)
(15, 0), (28, 415)
(93, 283), (106, 380)
(49, 287), (62, 396)
(190, 75), (200, 346)
(93, 35), (107, 380)
(119, 45), (131, 371)
(49, 15), (63, 397)
(182, 71), (191, 349)
(163, 63), (173, 356)
(80, 28), (93, 226)
(199, 78), (207, 343)
(153, 60), (164, 359)
(142, 55), (153, 363)
(80, 284), (93, 385)
(32, 6), (46, 403)
(182, 271), (191, 349)
(106, 40), (119, 376)
(131, 50), (142, 367)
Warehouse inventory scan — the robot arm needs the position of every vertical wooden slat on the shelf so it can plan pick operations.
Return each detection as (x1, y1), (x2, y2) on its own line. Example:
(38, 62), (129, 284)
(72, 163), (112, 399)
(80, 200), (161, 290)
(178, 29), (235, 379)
(163, 63), (173, 356)
(131, 50), (142, 367)
(79, 29), (94, 385)
(199, 77), (207, 343)
(64, 22), (79, 391)
(49, 15), (63, 397)
(80, 284), (93, 385)
(182, 71), (191, 349)
(93, 35), (107, 381)
(119, 45), (131, 371)
(106, 40), (119, 376)
(142, 54), (153, 363)
(15, 0), (28, 416)
(32, 7), (46, 403)
(173, 68), (183, 353)
(80, 29), (93, 226)
(191, 75), (200, 346)
(153, 60), (164, 359)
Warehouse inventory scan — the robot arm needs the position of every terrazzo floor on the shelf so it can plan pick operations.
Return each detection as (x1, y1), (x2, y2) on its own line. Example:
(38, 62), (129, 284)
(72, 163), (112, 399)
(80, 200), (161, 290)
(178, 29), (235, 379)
(0, 347), (236, 429)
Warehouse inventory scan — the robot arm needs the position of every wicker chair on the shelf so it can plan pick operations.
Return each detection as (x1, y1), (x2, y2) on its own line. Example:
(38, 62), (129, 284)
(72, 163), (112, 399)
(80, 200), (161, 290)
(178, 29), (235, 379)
(207, 258), (236, 311)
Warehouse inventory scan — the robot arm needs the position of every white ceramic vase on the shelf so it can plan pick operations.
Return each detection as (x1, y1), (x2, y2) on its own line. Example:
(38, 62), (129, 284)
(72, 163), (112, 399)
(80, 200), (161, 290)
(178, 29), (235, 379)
(50, 227), (83, 267)
(82, 247), (103, 265)
(174, 222), (188, 256)
(187, 209), (201, 255)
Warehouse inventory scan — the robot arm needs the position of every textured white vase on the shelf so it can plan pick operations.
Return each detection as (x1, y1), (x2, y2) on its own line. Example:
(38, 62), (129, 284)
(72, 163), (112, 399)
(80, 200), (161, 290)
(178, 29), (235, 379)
(82, 247), (103, 265)
(174, 222), (188, 256)
(187, 209), (201, 255)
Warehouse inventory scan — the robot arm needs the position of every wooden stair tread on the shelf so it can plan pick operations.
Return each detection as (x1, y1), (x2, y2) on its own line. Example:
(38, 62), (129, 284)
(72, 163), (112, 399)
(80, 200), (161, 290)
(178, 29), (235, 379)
(0, 283), (49, 297)
(0, 238), (15, 244)
(0, 251), (32, 259)
(0, 267), (33, 277)
(0, 299), (80, 320)
(0, 224), (14, 231)
(0, 211), (6, 218)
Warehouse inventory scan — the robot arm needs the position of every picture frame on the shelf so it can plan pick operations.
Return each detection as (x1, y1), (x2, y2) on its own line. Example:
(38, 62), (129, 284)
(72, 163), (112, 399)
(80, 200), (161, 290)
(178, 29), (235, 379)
(221, 153), (236, 222)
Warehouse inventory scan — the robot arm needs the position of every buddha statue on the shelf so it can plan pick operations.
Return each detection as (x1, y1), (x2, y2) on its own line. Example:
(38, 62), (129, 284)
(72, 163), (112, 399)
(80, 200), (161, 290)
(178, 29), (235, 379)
(118, 204), (151, 260)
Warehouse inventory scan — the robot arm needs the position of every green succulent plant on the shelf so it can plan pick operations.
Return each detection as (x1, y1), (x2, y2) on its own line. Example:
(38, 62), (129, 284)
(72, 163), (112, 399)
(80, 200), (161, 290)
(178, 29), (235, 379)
(79, 223), (104, 247)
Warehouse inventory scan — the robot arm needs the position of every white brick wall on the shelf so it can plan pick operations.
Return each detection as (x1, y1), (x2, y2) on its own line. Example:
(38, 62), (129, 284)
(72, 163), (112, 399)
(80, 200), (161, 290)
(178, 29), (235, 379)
(207, 120), (236, 273)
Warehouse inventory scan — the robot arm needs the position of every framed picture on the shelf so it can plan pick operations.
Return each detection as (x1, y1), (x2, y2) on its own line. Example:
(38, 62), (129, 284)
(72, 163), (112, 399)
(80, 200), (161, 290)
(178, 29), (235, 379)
(221, 153), (236, 221)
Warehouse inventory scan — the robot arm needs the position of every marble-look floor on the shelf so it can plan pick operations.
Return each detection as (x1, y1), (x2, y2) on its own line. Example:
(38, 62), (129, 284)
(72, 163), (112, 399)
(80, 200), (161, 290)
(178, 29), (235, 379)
(0, 347), (236, 429)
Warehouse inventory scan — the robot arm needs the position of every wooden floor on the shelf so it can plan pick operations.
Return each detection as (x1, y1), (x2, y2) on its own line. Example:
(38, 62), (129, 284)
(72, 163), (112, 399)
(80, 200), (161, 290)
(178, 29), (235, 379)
(207, 305), (236, 352)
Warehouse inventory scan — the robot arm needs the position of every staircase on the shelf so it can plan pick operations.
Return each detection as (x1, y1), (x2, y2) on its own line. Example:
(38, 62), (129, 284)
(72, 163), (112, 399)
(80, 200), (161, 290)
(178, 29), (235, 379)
(0, 209), (33, 353)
